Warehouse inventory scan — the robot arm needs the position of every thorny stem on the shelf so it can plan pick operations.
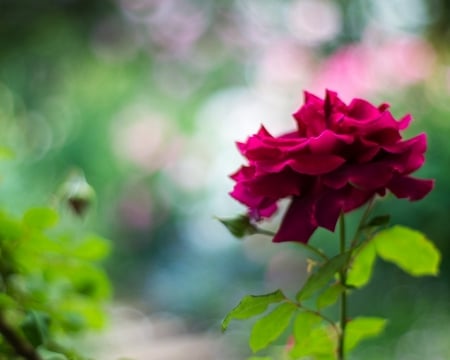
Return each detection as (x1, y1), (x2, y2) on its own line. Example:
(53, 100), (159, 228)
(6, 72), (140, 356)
(0, 312), (41, 360)
(338, 214), (347, 360)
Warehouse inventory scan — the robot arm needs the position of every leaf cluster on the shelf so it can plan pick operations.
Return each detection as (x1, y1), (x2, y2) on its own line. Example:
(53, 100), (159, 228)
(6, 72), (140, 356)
(0, 207), (111, 359)
(222, 222), (440, 360)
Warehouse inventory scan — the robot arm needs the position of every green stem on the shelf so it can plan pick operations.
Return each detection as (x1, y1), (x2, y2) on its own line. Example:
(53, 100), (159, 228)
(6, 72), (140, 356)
(256, 229), (329, 261)
(254, 228), (277, 237)
(350, 196), (376, 248)
(338, 214), (347, 360)
(0, 311), (41, 360)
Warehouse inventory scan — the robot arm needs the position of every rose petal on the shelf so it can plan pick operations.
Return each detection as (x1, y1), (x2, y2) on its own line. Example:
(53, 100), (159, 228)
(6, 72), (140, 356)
(315, 189), (344, 231)
(295, 105), (327, 137)
(323, 162), (393, 190)
(308, 130), (354, 154)
(387, 176), (434, 200)
(257, 202), (278, 218)
(347, 98), (382, 121)
(303, 91), (324, 106)
(229, 183), (262, 208)
(289, 154), (345, 175)
(315, 185), (373, 231)
(354, 138), (380, 162)
(382, 133), (426, 154)
(398, 114), (412, 130)
(273, 195), (318, 243)
(249, 170), (304, 198)
(230, 166), (255, 181)
(230, 184), (278, 220)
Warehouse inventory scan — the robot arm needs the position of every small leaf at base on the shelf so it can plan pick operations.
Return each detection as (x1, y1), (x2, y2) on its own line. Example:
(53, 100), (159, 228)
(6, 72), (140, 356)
(218, 215), (258, 238)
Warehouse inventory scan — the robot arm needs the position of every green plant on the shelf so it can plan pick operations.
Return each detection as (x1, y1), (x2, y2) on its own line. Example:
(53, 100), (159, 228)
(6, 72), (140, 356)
(0, 204), (111, 359)
(220, 90), (441, 359)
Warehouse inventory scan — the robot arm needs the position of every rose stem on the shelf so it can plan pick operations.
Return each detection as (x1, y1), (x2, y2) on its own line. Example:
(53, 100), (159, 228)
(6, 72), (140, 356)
(338, 213), (347, 360)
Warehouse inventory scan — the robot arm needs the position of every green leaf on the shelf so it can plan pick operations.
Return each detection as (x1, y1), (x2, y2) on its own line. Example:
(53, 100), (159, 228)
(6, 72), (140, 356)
(317, 283), (346, 309)
(247, 357), (272, 360)
(73, 264), (111, 300)
(59, 297), (107, 330)
(222, 290), (285, 332)
(23, 208), (59, 229)
(345, 317), (387, 351)
(0, 212), (23, 240)
(218, 215), (258, 238)
(0, 293), (16, 309)
(0, 146), (14, 159)
(347, 241), (377, 288)
(373, 226), (441, 276)
(291, 311), (336, 358)
(297, 252), (349, 301)
(37, 348), (68, 360)
(293, 311), (323, 340)
(21, 311), (50, 347)
(72, 234), (111, 261)
(249, 302), (297, 353)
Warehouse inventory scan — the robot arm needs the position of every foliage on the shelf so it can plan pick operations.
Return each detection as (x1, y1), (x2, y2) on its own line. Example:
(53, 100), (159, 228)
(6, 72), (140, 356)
(221, 211), (441, 359)
(0, 205), (111, 359)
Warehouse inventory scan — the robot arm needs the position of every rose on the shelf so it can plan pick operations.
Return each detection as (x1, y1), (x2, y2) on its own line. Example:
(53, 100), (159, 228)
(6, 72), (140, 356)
(230, 90), (434, 243)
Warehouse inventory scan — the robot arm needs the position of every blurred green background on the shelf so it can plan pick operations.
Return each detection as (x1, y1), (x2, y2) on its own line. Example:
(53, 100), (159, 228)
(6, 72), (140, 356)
(0, 0), (449, 359)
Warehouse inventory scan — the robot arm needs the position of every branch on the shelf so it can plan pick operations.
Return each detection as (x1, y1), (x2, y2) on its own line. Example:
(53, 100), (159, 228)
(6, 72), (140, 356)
(0, 312), (41, 360)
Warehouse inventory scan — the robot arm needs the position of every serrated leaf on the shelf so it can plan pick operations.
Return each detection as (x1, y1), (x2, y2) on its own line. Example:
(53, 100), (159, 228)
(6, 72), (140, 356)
(297, 252), (349, 301)
(23, 208), (59, 229)
(218, 215), (258, 238)
(347, 241), (377, 288)
(345, 317), (387, 351)
(222, 290), (285, 332)
(373, 226), (440, 276)
(21, 311), (50, 347)
(317, 283), (346, 309)
(250, 302), (297, 353)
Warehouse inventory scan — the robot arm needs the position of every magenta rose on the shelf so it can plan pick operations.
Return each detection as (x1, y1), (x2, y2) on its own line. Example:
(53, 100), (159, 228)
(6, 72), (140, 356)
(230, 90), (434, 243)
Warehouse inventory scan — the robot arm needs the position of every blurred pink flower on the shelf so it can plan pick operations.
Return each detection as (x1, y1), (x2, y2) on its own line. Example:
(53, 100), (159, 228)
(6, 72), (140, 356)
(311, 36), (435, 100)
(112, 108), (182, 172)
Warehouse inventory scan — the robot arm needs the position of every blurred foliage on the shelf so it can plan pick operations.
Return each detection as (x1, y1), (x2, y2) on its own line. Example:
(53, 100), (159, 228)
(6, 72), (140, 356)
(0, 205), (111, 359)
